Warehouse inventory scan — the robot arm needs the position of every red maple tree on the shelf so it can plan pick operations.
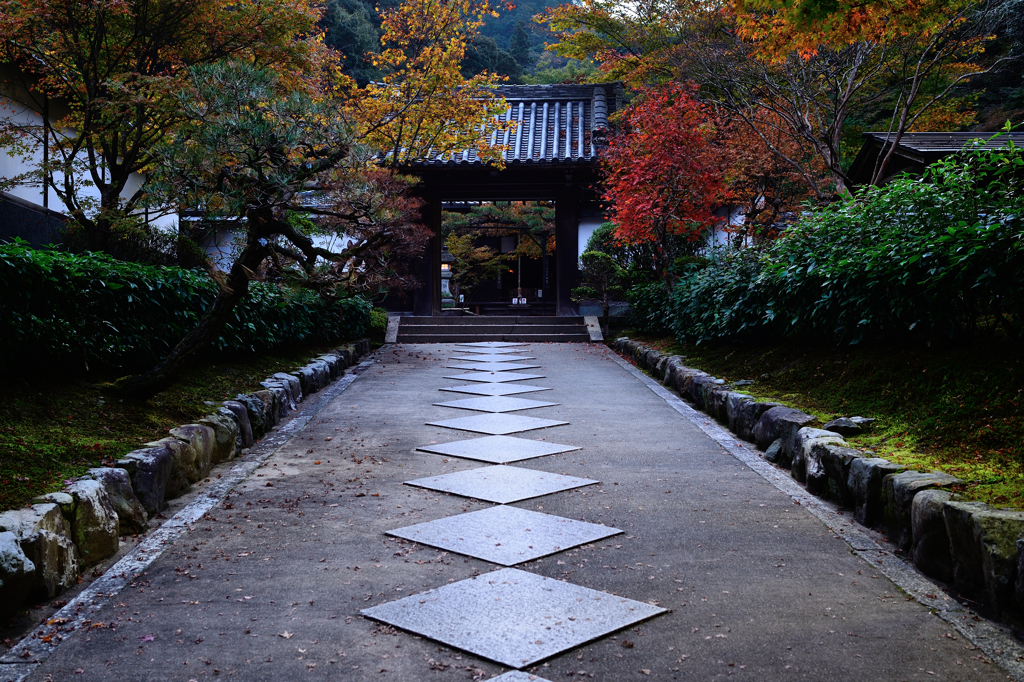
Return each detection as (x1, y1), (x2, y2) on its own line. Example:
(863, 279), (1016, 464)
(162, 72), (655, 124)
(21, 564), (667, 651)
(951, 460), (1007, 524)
(602, 83), (725, 287)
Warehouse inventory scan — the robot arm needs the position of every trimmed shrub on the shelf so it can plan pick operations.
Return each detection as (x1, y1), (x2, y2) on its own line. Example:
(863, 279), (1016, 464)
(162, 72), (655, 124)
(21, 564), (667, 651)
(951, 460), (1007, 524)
(0, 243), (370, 372)
(664, 141), (1024, 345)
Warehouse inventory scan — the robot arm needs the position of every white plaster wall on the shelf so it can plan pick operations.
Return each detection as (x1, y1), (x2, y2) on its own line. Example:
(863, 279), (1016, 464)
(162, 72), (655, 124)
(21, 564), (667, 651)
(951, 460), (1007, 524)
(0, 94), (175, 230)
(577, 217), (605, 260)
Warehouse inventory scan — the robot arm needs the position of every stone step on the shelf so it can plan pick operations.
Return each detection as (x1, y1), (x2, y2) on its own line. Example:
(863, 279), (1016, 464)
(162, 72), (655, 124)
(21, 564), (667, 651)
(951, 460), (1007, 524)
(398, 324), (582, 335)
(398, 316), (584, 326)
(396, 333), (592, 343)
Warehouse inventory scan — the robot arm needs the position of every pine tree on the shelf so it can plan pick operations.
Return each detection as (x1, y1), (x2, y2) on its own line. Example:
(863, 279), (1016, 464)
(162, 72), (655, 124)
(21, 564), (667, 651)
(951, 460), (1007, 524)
(509, 21), (531, 68)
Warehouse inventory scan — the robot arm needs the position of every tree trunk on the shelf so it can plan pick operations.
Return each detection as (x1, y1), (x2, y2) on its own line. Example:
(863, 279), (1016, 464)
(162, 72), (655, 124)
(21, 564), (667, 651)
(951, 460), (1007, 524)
(108, 239), (269, 399)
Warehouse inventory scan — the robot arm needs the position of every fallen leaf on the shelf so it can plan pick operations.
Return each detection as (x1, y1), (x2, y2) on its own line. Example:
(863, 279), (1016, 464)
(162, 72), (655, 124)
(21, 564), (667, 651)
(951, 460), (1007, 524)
(138, 635), (156, 642)
(279, 632), (294, 639)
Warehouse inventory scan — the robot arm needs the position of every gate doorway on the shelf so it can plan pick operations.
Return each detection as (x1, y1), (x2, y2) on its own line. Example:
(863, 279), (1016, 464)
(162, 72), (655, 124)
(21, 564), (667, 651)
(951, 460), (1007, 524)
(441, 201), (555, 316)
(395, 82), (622, 317)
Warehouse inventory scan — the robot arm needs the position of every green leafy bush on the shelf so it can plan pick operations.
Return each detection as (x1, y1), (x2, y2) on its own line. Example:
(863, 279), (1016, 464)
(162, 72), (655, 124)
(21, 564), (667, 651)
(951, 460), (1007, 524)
(627, 282), (673, 335)
(665, 140), (1024, 345)
(0, 243), (370, 372)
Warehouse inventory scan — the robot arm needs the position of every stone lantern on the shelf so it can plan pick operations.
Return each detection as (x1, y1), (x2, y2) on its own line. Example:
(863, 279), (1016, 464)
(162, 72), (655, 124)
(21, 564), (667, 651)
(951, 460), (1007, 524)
(441, 249), (455, 306)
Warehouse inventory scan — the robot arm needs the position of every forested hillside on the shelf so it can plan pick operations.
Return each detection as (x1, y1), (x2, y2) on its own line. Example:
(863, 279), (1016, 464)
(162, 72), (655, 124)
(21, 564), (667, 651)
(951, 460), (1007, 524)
(320, 0), (590, 84)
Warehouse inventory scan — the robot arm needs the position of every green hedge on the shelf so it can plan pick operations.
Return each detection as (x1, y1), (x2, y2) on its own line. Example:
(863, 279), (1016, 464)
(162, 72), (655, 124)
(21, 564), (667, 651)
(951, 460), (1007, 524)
(662, 141), (1024, 345)
(0, 243), (371, 371)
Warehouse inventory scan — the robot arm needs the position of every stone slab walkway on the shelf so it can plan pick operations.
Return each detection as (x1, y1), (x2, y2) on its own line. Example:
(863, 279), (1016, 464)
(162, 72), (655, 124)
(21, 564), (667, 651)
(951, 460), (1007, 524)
(15, 343), (1013, 681)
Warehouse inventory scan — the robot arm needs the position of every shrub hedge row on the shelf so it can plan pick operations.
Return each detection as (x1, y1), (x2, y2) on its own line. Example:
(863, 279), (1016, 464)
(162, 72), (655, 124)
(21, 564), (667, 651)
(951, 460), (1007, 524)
(0, 242), (371, 371)
(631, 142), (1024, 345)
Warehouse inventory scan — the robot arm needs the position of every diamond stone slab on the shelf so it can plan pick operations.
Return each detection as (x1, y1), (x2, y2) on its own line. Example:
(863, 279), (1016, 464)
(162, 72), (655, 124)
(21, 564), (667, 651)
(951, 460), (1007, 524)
(385, 505), (621, 565)
(444, 372), (545, 384)
(439, 384), (552, 397)
(450, 354), (537, 363)
(361, 567), (665, 668)
(456, 342), (527, 348)
(454, 347), (525, 354)
(490, 673), (554, 682)
(427, 413), (567, 435)
(433, 397), (558, 413)
(405, 465), (597, 504)
(448, 362), (542, 372)
(417, 436), (580, 464)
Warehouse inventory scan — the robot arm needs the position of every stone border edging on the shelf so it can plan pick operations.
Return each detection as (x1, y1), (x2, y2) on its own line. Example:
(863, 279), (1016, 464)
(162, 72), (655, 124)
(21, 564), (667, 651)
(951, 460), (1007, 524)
(605, 340), (1024, 679)
(0, 345), (374, 682)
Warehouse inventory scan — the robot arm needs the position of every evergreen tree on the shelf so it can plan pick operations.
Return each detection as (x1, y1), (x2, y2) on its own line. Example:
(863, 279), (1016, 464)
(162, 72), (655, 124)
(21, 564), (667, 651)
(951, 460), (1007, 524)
(321, 0), (381, 85)
(462, 35), (522, 82)
(509, 21), (532, 67)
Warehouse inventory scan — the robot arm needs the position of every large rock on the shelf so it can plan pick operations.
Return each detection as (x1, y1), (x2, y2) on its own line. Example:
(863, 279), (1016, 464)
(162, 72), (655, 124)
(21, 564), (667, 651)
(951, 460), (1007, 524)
(791, 427), (845, 485)
(847, 458), (905, 527)
(145, 437), (193, 499)
(752, 407), (816, 466)
(912, 489), (954, 583)
(234, 394), (269, 439)
(663, 357), (687, 389)
(0, 531), (35, 615)
(252, 389), (280, 428)
(65, 480), (119, 565)
(823, 417), (874, 437)
(198, 411), (239, 464)
(87, 468), (148, 535)
(672, 367), (706, 403)
(706, 387), (732, 423)
(272, 373), (303, 403)
(943, 502), (1024, 615)
(818, 444), (864, 506)
(763, 439), (783, 464)
(169, 424), (216, 481)
(221, 401), (254, 448)
(119, 446), (173, 515)
(308, 360), (331, 389)
(725, 392), (753, 433)
(686, 374), (719, 410)
(292, 366), (319, 396)
(883, 471), (963, 550)
(317, 354), (341, 380)
(260, 380), (295, 414)
(0, 504), (78, 600)
(732, 401), (781, 443)
(642, 349), (661, 373)
(658, 356), (684, 384)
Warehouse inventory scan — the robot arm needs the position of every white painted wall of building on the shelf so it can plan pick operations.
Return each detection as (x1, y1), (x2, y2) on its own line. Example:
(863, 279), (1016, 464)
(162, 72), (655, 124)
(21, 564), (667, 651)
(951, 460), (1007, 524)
(0, 93), (175, 230)
(577, 217), (605, 260)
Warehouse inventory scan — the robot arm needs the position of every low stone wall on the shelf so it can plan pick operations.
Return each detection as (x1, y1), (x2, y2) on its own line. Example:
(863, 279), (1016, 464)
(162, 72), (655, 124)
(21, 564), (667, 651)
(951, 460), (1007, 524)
(614, 337), (1024, 623)
(0, 339), (371, 615)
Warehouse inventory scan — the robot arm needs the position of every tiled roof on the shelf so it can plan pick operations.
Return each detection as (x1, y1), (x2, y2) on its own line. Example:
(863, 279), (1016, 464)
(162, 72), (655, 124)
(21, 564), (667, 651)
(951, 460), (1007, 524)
(863, 131), (1024, 153)
(405, 83), (621, 167)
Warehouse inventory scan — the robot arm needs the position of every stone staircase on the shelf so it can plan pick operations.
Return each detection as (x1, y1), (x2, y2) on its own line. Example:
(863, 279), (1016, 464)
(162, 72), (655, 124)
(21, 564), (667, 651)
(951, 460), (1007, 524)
(394, 316), (597, 343)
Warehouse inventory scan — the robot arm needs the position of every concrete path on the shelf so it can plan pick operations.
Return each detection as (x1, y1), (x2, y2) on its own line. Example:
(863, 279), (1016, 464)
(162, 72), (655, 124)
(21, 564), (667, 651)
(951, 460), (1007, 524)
(21, 343), (1012, 681)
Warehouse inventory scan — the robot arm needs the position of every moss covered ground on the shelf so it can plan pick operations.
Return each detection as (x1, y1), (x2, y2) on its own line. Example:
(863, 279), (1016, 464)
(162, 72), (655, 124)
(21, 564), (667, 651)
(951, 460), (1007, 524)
(0, 341), (353, 511)
(621, 333), (1024, 510)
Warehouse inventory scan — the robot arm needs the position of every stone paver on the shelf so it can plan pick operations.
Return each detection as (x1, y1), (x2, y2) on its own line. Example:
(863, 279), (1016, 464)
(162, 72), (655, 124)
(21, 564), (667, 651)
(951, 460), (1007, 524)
(17, 343), (1011, 681)
(404, 464), (597, 503)
(425, 413), (568, 435)
(433, 396), (559, 413)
